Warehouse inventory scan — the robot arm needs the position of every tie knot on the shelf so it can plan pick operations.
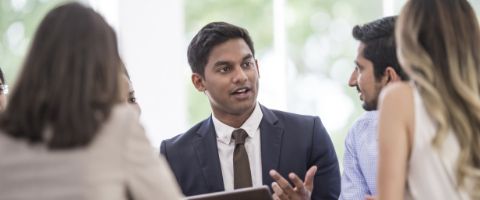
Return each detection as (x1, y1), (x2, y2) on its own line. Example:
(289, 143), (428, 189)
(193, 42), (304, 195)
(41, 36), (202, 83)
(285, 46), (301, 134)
(232, 129), (248, 145)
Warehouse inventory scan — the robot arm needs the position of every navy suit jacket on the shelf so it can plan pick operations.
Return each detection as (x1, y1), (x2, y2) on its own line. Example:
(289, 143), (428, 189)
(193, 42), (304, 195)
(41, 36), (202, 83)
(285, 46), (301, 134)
(160, 105), (340, 199)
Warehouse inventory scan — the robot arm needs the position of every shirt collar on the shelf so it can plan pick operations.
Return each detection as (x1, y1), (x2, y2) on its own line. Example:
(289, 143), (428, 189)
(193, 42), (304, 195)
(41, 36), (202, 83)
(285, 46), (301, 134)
(365, 110), (378, 118)
(212, 102), (263, 144)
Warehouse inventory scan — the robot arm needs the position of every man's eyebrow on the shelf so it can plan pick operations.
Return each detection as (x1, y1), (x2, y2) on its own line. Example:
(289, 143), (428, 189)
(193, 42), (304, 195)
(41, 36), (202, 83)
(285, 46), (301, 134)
(242, 54), (254, 61)
(213, 60), (232, 67)
(212, 54), (253, 67)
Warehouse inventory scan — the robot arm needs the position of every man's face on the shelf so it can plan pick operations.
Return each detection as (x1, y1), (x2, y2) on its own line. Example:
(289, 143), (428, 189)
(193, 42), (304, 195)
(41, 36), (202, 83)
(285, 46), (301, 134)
(349, 43), (385, 111)
(192, 38), (259, 118)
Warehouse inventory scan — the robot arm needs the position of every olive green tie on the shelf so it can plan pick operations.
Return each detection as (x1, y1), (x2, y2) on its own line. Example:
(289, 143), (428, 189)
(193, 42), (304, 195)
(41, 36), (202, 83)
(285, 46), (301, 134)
(232, 128), (252, 189)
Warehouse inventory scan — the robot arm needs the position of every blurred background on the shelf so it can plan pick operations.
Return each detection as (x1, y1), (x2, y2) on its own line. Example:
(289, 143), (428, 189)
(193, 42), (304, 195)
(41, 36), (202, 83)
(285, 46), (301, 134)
(1, 0), (479, 169)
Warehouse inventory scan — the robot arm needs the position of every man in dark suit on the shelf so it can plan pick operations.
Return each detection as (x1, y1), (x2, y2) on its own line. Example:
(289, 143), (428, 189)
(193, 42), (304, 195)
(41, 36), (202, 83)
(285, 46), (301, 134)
(160, 22), (340, 200)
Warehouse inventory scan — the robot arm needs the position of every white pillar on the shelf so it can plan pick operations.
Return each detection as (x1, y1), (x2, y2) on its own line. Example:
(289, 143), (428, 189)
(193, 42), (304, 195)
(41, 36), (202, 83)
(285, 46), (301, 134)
(259, 0), (288, 110)
(383, 0), (395, 16)
(91, 0), (187, 148)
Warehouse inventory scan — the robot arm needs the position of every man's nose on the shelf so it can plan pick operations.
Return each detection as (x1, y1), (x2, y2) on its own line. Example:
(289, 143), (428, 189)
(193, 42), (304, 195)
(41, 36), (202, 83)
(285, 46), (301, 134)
(348, 70), (358, 87)
(232, 67), (248, 84)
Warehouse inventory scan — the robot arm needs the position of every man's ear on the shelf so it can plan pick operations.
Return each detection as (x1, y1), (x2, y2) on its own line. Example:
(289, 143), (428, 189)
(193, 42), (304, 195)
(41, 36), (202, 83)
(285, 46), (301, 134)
(191, 73), (206, 92)
(384, 66), (400, 84)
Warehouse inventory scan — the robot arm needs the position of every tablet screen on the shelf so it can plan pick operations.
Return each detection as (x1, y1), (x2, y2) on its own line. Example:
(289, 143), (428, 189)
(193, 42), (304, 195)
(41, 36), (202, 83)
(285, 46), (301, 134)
(185, 186), (272, 200)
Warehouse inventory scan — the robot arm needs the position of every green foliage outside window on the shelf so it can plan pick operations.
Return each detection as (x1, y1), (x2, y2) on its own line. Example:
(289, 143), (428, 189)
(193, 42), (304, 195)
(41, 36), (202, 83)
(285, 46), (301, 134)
(0, 0), (64, 85)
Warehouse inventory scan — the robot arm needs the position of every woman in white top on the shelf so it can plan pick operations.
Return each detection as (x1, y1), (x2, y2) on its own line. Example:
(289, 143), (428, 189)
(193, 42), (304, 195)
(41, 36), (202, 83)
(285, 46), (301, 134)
(377, 0), (480, 199)
(0, 2), (183, 200)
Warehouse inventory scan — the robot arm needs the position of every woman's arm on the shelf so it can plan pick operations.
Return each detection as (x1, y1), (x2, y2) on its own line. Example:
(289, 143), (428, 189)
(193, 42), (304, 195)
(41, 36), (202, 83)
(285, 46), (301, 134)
(377, 82), (414, 200)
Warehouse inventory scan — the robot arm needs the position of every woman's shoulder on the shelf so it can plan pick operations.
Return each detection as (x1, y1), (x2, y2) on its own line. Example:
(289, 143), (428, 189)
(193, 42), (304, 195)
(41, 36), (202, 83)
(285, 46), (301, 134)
(380, 81), (413, 102)
(105, 104), (140, 127)
(378, 81), (415, 136)
(379, 81), (415, 112)
(378, 81), (415, 125)
(111, 103), (139, 118)
(95, 104), (141, 142)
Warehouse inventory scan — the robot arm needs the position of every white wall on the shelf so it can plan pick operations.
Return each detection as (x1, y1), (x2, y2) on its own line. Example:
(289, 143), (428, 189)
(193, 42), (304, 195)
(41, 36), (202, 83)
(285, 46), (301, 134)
(90, 0), (188, 148)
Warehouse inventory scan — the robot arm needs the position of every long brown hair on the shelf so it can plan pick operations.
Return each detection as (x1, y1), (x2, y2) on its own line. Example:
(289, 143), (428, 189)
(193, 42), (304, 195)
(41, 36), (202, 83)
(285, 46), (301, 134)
(397, 0), (480, 196)
(0, 2), (123, 149)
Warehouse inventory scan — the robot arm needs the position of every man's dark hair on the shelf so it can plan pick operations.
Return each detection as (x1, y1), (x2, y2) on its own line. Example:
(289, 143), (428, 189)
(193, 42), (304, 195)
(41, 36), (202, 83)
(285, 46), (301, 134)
(353, 16), (408, 81)
(187, 22), (255, 76)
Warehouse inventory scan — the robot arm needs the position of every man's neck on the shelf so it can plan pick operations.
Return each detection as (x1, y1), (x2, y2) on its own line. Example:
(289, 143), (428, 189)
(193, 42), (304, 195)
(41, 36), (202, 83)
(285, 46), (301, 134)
(213, 105), (256, 128)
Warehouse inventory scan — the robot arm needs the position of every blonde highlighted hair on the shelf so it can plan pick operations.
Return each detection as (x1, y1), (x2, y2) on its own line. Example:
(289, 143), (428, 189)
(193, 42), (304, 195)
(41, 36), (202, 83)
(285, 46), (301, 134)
(396, 0), (480, 197)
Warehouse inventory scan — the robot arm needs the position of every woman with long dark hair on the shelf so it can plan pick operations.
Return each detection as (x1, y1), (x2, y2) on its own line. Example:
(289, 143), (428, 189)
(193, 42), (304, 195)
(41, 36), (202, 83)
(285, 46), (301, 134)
(0, 2), (182, 199)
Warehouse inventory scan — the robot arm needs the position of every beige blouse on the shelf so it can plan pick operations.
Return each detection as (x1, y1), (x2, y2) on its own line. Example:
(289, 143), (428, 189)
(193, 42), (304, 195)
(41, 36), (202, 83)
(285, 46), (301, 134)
(0, 104), (183, 200)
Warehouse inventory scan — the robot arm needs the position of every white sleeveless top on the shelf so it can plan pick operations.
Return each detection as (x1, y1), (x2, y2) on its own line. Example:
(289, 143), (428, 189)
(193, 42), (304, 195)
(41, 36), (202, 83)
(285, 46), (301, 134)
(405, 86), (471, 200)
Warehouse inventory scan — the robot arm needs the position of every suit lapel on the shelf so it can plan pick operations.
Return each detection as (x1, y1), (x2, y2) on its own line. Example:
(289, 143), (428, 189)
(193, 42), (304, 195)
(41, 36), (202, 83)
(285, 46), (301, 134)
(259, 105), (284, 185)
(193, 117), (225, 192)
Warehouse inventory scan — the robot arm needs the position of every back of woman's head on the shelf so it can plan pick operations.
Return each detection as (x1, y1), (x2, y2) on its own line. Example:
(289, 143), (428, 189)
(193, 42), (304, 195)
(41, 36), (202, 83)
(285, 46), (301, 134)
(396, 0), (480, 196)
(0, 2), (123, 149)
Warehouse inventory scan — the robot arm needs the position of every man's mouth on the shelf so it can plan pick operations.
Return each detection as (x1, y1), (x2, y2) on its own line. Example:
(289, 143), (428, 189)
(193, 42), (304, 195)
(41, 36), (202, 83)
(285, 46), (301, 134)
(230, 87), (253, 100)
(231, 87), (251, 95)
(356, 86), (363, 100)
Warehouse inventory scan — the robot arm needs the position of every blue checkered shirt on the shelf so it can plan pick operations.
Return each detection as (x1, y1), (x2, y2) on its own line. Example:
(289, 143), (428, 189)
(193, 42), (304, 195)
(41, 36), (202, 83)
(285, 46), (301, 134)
(339, 111), (378, 200)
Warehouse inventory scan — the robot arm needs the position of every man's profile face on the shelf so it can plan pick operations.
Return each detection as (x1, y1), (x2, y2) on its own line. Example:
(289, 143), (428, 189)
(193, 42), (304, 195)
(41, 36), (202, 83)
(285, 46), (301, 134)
(348, 43), (384, 111)
(194, 38), (259, 117)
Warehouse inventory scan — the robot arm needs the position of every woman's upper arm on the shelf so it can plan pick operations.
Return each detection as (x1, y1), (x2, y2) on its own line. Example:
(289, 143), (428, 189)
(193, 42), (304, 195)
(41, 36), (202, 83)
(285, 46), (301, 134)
(123, 108), (184, 200)
(377, 82), (414, 200)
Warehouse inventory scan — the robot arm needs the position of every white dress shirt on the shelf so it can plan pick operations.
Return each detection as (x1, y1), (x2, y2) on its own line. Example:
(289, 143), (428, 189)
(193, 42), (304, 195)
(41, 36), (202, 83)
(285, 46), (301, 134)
(212, 102), (263, 191)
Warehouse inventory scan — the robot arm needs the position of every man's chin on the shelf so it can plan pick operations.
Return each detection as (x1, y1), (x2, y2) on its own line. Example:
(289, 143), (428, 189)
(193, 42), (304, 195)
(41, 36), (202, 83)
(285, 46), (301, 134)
(361, 103), (377, 111)
(230, 102), (256, 114)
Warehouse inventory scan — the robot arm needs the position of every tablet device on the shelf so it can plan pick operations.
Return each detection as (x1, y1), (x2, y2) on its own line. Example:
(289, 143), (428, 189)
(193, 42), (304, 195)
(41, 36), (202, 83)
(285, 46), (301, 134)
(185, 186), (273, 200)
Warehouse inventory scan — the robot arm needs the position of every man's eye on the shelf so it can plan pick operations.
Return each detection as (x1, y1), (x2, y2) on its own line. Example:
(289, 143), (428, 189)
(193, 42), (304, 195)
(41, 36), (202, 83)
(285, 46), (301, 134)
(242, 61), (253, 68)
(219, 66), (231, 73)
(355, 66), (361, 72)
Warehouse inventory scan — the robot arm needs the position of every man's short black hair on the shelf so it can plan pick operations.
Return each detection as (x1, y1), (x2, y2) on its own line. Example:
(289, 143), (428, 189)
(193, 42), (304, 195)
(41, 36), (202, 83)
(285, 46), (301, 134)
(352, 16), (408, 81)
(187, 22), (255, 77)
